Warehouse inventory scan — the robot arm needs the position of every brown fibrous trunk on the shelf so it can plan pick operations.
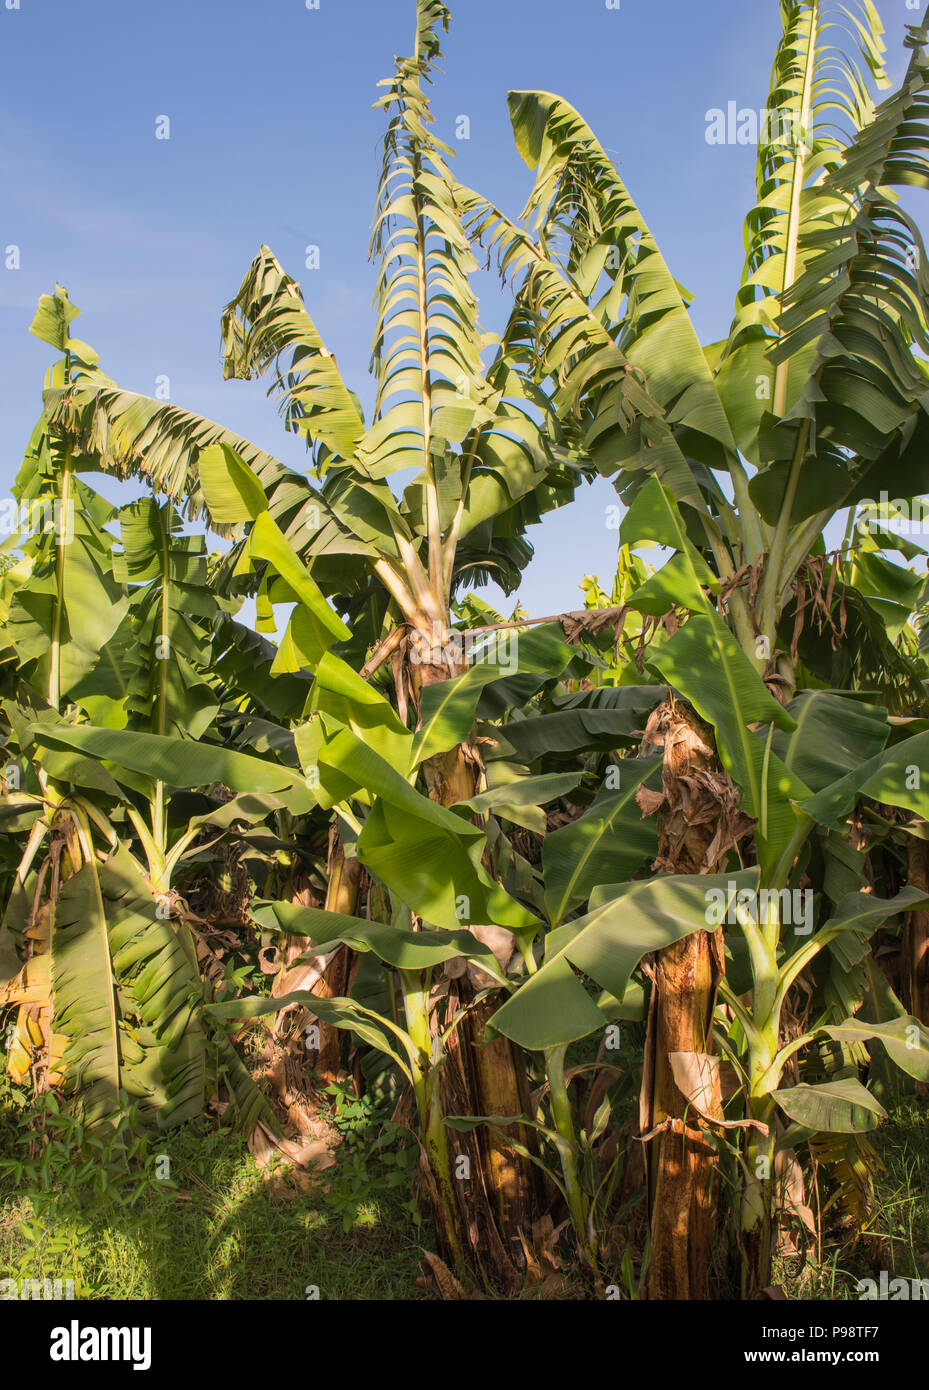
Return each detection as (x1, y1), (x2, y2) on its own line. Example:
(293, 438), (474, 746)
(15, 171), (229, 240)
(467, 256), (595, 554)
(637, 697), (754, 1300)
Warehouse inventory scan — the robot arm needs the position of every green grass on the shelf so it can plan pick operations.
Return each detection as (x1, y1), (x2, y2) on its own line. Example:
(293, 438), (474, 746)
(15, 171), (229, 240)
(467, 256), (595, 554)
(3, 1078), (927, 1301)
(776, 1101), (929, 1300)
(0, 1104), (430, 1301)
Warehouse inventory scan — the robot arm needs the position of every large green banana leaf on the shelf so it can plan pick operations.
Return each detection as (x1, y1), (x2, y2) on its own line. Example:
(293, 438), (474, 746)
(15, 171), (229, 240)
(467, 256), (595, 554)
(29, 725), (317, 811)
(51, 860), (121, 1127)
(774, 1076), (887, 1134)
(251, 901), (507, 985)
(489, 870), (759, 1050)
(799, 729), (929, 827)
(771, 690), (889, 791)
(542, 756), (660, 926)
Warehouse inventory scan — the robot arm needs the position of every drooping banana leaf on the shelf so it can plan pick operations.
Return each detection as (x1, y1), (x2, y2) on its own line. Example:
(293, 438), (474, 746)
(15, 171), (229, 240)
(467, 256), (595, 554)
(489, 870), (759, 1050)
(542, 756), (660, 926)
(774, 1075), (887, 1134)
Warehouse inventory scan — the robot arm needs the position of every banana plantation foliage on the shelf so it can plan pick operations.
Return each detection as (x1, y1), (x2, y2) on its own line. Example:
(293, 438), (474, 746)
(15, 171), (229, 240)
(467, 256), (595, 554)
(4, 0), (929, 1305)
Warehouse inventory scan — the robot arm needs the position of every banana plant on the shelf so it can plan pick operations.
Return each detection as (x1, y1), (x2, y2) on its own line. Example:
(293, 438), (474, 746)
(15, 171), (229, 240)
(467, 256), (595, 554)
(105, 495), (223, 891)
(2, 686), (318, 1137)
(93, 612), (574, 1283)
(0, 297), (305, 1138)
(38, 0), (671, 1277)
(4, 292), (128, 716)
(20, 0), (929, 1301)
(440, 0), (929, 1296)
(488, 658), (929, 1292)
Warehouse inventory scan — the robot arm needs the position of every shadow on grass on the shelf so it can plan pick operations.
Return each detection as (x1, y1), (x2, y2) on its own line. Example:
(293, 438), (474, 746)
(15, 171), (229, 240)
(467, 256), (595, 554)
(0, 1113), (430, 1301)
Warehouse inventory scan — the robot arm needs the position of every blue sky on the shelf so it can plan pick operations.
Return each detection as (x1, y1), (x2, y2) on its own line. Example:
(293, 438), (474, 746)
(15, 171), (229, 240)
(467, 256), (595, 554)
(0, 0), (917, 618)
